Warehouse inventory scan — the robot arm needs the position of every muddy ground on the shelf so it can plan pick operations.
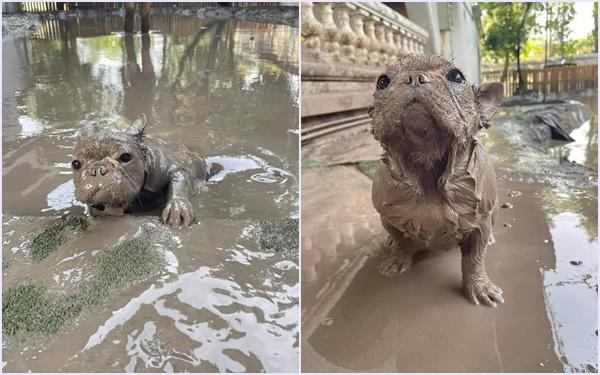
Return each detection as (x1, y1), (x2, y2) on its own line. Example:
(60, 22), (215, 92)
(300, 97), (598, 373)
(2, 12), (299, 373)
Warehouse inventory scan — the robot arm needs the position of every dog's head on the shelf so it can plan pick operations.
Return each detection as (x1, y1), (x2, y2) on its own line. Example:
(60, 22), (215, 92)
(72, 114), (148, 211)
(369, 54), (503, 167)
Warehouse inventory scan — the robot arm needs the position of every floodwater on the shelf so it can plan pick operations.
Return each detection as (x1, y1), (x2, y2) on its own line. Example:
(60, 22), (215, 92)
(300, 96), (597, 372)
(2, 13), (299, 372)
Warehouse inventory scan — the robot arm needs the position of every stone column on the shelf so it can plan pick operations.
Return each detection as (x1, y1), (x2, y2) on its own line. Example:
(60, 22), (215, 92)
(333, 3), (357, 63)
(301, 2), (323, 58)
(375, 21), (389, 66)
(364, 18), (380, 65)
(317, 2), (341, 62)
(350, 9), (370, 65)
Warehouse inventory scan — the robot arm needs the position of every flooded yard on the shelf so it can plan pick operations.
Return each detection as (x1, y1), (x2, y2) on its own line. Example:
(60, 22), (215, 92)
(2, 12), (299, 373)
(300, 95), (598, 372)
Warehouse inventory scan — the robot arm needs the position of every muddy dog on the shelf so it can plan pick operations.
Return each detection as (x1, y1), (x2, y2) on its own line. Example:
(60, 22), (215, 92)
(369, 54), (504, 307)
(71, 114), (207, 227)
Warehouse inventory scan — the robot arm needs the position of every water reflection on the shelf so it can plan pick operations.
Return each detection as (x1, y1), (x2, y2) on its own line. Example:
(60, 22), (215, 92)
(3, 14), (299, 218)
(124, 33), (155, 126)
(2, 13), (299, 373)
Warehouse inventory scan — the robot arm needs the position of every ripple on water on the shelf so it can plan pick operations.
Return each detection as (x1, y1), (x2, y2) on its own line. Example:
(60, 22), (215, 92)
(77, 239), (298, 372)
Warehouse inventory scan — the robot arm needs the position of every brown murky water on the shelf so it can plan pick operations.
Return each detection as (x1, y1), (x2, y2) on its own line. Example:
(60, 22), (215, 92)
(300, 97), (597, 372)
(3, 13), (299, 372)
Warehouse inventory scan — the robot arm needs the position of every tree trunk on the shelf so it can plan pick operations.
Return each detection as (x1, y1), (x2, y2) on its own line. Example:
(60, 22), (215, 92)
(517, 45), (526, 96)
(501, 52), (510, 83)
(516, 3), (531, 96)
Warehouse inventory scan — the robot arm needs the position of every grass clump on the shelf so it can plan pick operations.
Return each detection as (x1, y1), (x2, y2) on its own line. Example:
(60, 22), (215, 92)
(30, 216), (88, 262)
(78, 235), (161, 306)
(3, 232), (162, 341)
(2, 282), (78, 337)
(258, 218), (299, 258)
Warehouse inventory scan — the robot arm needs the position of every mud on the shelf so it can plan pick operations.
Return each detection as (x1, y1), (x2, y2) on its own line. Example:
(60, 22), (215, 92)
(3, 13), (299, 373)
(301, 96), (598, 372)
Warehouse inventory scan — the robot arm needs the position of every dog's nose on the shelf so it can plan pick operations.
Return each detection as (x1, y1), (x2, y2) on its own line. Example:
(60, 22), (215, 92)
(90, 163), (109, 177)
(403, 72), (430, 87)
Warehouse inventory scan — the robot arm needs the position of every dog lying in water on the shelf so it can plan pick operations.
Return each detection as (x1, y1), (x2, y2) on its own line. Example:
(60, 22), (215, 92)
(369, 54), (504, 307)
(71, 114), (207, 227)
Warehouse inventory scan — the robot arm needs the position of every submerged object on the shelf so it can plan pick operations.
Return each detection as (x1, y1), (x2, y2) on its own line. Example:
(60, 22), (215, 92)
(535, 113), (575, 142)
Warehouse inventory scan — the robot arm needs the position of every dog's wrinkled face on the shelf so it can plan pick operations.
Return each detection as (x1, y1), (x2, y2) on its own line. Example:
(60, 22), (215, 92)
(370, 54), (503, 166)
(72, 115), (148, 209)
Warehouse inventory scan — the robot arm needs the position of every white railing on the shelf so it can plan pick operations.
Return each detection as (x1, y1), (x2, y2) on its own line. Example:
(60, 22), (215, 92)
(302, 2), (429, 67)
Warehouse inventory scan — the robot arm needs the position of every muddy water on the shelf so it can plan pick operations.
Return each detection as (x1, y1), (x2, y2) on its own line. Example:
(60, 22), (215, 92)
(2, 13), (299, 372)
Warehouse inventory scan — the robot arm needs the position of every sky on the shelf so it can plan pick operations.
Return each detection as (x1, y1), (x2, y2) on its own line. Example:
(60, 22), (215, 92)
(534, 2), (596, 39)
(571, 2), (596, 39)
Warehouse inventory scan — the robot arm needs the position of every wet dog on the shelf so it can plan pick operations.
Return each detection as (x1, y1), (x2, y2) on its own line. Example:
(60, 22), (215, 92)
(72, 114), (207, 227)
(369, 54), (504, 307)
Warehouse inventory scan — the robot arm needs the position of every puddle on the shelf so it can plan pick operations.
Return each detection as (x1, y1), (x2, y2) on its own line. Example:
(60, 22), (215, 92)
(540, 186), (598, 372)
(2, 12), (299, 373)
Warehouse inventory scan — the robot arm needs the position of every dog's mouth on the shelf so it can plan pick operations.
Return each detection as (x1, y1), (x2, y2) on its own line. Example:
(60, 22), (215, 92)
(91, 204), (106, 211)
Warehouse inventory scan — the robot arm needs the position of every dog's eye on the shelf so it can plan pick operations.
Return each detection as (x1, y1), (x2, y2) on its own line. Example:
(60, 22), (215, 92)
(71, 160), (82, 170)
(446, 70), (465, 84)
(377, 75), (391, 91)
(119, 153), (133, 163)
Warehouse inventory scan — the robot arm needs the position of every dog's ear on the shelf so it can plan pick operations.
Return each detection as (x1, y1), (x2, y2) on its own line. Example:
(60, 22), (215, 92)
(126, 113), (147, 137)
(473, 82), (503, 129)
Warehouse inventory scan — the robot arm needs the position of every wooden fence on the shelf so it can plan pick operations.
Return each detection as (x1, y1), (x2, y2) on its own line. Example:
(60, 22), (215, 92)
(21, 2), (281, 12)
(482, 65), (598, 97)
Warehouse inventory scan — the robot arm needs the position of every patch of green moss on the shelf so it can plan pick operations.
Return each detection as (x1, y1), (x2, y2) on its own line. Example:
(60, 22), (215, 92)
(3, 232), (162, 341)
(78, 235), (161, 306)
(2, 256), (8, 270)
(301, 158), (325, 170)
(357, 160), (379, 179)
(30, 216), (89, 262)
(258, 218), (299, 258)
(2, 282), (76, 337)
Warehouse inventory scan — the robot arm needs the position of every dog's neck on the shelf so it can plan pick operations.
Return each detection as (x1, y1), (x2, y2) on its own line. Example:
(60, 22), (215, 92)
(382, 139), (472, 195)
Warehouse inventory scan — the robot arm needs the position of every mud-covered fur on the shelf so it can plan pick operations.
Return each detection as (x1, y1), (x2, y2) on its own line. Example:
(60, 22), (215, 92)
(369, 54), (504, 307)
(72, 114), (207, 227)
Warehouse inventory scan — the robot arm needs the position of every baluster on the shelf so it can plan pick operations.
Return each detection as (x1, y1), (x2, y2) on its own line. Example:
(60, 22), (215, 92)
(385, 26), (397, 62)
(375, 22), (388, 66)
(317, 2), (341, 62)
(301, 2), (323, 59)
(350, 9), (370, 65)
(393, 28), (407, 58)
(401, 29), (409, 55)
(333, 3), (357, 63)
(407, 34), (415, 54)
(364, 18), (380, 65)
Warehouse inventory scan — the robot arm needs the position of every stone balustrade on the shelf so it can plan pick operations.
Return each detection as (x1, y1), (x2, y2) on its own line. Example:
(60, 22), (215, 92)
(301, 2), (430, 119)
(302, 2), (429, 68)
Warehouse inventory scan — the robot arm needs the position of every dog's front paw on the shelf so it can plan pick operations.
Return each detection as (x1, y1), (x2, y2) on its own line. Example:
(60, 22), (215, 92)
(378, 252), (413, 276)
(464, 276), (504, 307)
(162, 197), (196, 228)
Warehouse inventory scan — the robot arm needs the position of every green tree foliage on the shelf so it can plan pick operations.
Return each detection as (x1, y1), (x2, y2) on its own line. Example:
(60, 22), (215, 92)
(479, 2), (542, 94)
(593, 2), (598, 53)
(547, 2), (576, 58)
